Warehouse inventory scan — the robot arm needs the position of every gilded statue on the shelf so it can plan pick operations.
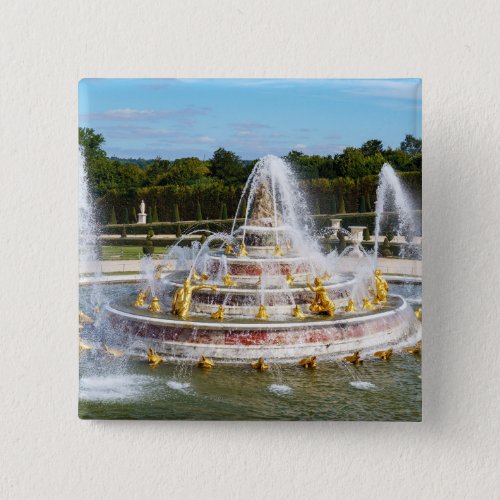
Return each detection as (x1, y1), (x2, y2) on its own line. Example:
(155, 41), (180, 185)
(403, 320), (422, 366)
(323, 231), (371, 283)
(237, 242), (249, 257)
(211, 305), (225, 321)
(224, 243), (234, 255)
(171, 279), (217, 320)
(286, 273), (294, 286)
(306, 277), (336, 317)
(372, 269), (389, 305)
(147, 348), (163, 367)
(298, 356), (316, 368)
(148, 296), (162, 313)
(292, 304), (305, 319)
(255, 304), (269, 319)
(344, 298), (356, 313)
(273, 244), (283, 256)
(251, 357), (269, 371)
(362, 297), (376, 310)
(223, 273), (236, 287)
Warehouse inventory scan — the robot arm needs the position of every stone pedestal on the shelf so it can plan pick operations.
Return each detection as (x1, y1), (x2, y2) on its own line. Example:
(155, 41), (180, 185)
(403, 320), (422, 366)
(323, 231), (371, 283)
(349, 226), (366, 256)
(330, 218), (342, 239)
(138, 213), (147, 224)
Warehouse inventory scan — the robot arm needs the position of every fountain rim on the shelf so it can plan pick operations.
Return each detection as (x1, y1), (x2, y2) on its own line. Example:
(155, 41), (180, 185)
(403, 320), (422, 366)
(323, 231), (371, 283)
(105, 294), (408, 331)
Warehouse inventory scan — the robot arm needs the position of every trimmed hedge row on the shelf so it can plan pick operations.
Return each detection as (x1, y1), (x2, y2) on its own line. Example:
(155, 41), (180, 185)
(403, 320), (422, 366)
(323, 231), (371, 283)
(95, 172), (422, 225)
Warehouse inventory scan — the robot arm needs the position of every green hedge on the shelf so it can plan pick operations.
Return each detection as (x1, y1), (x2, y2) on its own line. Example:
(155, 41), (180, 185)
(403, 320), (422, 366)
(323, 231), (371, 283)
(95, 172), (422, 224)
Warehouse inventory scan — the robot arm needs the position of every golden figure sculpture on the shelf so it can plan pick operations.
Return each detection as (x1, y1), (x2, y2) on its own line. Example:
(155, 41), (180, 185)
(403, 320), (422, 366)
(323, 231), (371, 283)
(292, 304), (306, 319)
(321, 271), (331, 281)
(298, 356), (316, 368)
(147, 348), (164, 367)
(374, 348), (393, 361)
(343, 351), (363, 365)
(224, 243), (234, 255)
(372, 269), (389, 305)
(306, 277), (336, 317)
(79, 340), (92, 352)
(133, 289), (147, 307)
(415, 307), (422, 321)
(197, 355), (214, 368)
(211, 305), (225, 321)
(273, 244), (283, 256)
(255, 304), (269, 320)
(402, 340), (421, 355)
(251, 357), (269, 371)
(104, 345), (124, 357)
(345, 298), (356, 313)
(148, 296), (162, 313)
(237, 242), (249, 257)
(363, 297), (376, 310)
(171, 279), (217, 320)
(154, 265), (164, 280)
(223, 273), (236, 287)
(79, 311), (93, 324)
(286, 273), (294, 286)
(192, 270), (209, 282)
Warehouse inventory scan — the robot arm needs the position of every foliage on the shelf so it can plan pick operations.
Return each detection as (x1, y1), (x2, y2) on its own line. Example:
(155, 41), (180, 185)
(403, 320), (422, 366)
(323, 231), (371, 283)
(338, 195), (346, 214)
(131, 206), (137, 223)
(121, 224), (127, 238)
(363, 227), (370, 241)
(176, 223), (182, 238)
(196, 201), (203, 221)
(210, 148), (247, 185)
(400, 134), (422, 156)
(122, 207), (129, 224)
(173, 203), (180, 222)
(358, 195), (366, 213)
(152, 204), (158, 223)
(110, 206), (117, 225)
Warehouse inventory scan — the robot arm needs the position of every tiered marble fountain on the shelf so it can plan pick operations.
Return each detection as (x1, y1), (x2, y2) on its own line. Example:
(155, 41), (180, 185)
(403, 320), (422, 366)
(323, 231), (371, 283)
(104, 156), (419, 362)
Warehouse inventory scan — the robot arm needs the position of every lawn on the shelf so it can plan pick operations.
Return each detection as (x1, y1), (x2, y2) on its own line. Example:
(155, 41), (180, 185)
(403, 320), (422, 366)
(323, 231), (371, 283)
(100, 246), (166, 260)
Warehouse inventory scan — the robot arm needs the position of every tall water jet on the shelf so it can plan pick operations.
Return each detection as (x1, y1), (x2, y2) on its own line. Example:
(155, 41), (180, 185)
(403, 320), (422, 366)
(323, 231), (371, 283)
(373, 163), (420, 260)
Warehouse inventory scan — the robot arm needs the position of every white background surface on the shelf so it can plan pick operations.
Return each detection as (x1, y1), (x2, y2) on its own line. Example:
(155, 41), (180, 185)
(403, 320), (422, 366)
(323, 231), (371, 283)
(1, 1), (499, 498)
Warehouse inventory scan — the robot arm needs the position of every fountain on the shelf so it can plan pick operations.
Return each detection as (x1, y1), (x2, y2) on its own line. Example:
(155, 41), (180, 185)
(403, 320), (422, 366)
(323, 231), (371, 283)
(102, 155), (420, 362)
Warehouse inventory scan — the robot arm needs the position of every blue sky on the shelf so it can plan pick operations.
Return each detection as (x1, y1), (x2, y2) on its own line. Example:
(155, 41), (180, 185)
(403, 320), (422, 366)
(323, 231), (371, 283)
(79, 78), (421, 160)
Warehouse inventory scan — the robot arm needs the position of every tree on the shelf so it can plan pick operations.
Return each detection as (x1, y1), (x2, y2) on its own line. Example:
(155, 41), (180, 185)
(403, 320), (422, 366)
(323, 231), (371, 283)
(331, 196), (337, 214)
(338, 195), (346, 214)
(121, 225), (127, 238)
(337, 148), (367, 178)
(159, 157), (210, 186)
(315, 199), (321, 215)
(173, 204), (180, 222)
(400, 134), (422, 156)
(152, 204), (158, 223)
(365, 192), (372, 212)
(110, 206), (117, 225)
(196, 201), (203, 221)
(222, 203), (228, 220)
(358, 196), (367, 213)
(79, 127), (106, 164)
(131, 206), (137, 223)
(361, 139), (383, 156)
(210, 148), (246, 185)
(337, 231), (346, 253)
(176, 224), (182, 238)
(363, 227), (370, 241)
(122, 207), (129, 224)
(145, 157), (171, 185)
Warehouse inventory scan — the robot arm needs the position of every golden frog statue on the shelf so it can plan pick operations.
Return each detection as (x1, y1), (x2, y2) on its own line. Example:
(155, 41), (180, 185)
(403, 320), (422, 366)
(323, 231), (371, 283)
(148, 296), (162, 313)
(343, 351), (363, 365)
(251, 357), (269, 371)
(286, 273), (294, 286)
(306, 277), (336, 317)
(133, 289), (147, 307)
(224, 243), (234, 255)
(362, 297), (376, 310)
(147, 348), (163, 366)
(197, 355), (214, 368)
(211, 305), (225, 321)
(273, 244), (283, 256)
(344, 298), (356, 313)
(171, 279), (217, 320)
(255, 304), (269, 320)
(298, 356), (316, 368)
(374, 348), (393, 361)
(292, 304), (306, 319)
(223, 273), (236, 287)
(415, 307), (422, 321)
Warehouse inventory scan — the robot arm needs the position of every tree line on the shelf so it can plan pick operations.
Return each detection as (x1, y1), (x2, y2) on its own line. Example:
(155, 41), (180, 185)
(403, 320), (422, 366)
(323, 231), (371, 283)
(79, 127), (422, 200)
